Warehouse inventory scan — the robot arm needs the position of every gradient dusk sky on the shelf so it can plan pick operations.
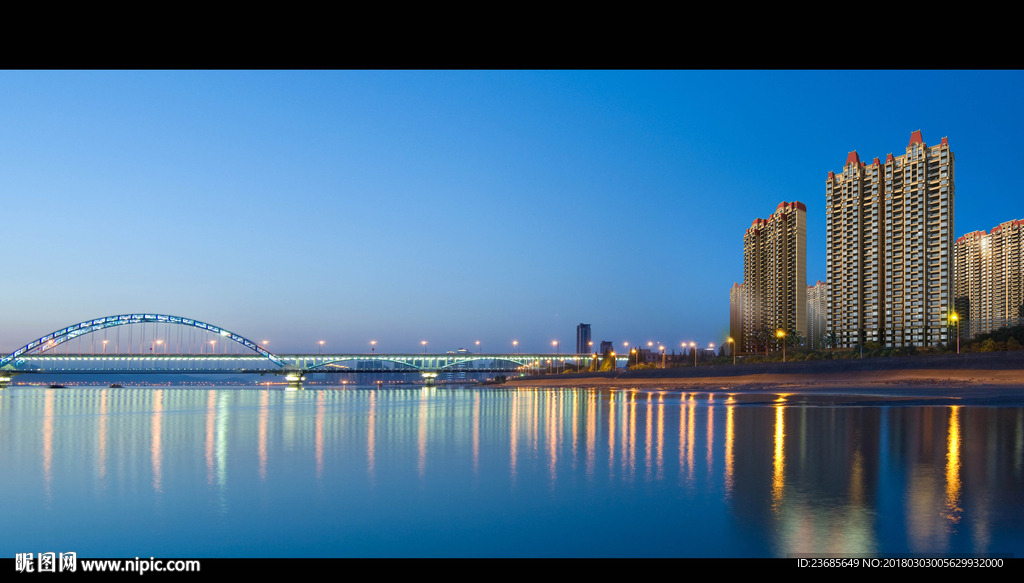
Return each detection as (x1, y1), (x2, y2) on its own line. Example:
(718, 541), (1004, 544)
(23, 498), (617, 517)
(2, 70), (1022, 354)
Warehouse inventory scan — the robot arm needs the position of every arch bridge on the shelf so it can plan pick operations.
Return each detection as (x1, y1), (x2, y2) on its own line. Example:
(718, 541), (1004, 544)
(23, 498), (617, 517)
(1, 314), (618, 389)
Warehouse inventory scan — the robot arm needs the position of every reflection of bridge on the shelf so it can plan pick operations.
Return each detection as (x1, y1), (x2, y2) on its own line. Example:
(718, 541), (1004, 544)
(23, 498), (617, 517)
(1, 313), (623, 389)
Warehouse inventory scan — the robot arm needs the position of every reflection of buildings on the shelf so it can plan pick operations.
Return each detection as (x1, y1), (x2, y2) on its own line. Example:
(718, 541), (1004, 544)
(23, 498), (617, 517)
(734, 201), (807, 353)
(955, 219), (1024, 339)
(576, 323), (592, 354)
(826, 131), (954, 348)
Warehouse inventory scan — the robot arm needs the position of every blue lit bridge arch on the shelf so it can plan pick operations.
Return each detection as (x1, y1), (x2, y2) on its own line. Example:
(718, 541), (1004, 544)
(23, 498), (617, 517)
(1, 314), (624, 389)
(0, 314), (285, 368)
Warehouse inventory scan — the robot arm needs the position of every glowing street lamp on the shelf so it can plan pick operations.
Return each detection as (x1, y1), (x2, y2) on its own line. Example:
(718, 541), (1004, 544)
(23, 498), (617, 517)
(727, 337), (735, 365)
(659, 344), (665, 368)
(421, 340), (428, 354)
(102, 339), (108, 354)
(319, 340), (325, 355)
(950, 312), (960, 354)
(690, 341), (697, 367)
(370, 340), (377, 352)
(776, 330), (787, 363)
(512, 340), (518, 354)
(476, 340), (481, 354)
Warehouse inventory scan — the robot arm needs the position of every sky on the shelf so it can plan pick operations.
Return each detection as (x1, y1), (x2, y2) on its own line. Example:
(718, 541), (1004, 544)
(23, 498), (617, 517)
(2, 70), (1023, 355)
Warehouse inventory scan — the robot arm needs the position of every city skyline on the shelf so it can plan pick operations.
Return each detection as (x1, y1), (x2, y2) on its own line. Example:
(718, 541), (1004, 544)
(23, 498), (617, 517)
(3, 70), (1023, 353)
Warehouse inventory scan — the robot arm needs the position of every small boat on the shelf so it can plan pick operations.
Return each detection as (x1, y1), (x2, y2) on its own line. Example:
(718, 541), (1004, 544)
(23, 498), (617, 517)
(48, 384), (65, 388)
(109, 383), (123, 388)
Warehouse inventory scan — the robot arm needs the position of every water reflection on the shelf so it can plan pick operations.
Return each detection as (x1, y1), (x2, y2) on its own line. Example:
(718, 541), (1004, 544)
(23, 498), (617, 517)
(1, 386), (1021, 557)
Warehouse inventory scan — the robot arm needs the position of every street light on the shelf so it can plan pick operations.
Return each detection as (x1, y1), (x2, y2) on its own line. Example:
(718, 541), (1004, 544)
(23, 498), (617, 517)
(659, 345), (665, 368)
(102, 339), (108, 355)
(776, 330), (787, 363)
(476, 340), (481, 354)
(553, 340), (559, 374)
(422, 340), (428, 354)
(512, 340), (518, 354)
(370, 340), (377, 352)
(950, 312), (960, 354)
(319, 340), (325, 355)
(727, 337), (735, 365)
(690, 341), (696, 366)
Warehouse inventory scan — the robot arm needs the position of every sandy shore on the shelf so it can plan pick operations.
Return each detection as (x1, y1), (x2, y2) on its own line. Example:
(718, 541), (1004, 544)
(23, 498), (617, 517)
(510, 367), (1024, 390)
(502, 358), (1024, 405)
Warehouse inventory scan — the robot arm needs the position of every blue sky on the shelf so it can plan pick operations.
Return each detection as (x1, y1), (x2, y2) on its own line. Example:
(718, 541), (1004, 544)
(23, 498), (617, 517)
(2, 70), (1022, 354)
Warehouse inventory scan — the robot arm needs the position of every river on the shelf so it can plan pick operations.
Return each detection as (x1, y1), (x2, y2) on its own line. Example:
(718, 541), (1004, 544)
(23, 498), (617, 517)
(1, 385), (1021, 558)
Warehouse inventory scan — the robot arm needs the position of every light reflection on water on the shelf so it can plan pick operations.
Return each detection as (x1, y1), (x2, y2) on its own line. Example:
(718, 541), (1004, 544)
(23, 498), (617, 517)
(0, 385), (1021, 557)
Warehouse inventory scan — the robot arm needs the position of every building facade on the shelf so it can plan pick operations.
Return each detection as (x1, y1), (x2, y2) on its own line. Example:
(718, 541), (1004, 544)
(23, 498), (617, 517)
(807, 280), (829, 349)
(955, 220), (1024, 339)
(576, 323), (592, 354)
(825, 131), (954, 348)
(739, 201), (807, 352)
(729, 282), (745, 353)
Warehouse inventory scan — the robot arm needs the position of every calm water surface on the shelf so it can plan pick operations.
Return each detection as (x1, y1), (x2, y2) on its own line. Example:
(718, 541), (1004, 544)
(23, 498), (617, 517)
(1, 385), (1022, 558)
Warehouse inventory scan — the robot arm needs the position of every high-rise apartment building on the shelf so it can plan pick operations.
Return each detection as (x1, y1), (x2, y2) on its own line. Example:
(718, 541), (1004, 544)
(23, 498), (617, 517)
(807, 280), (829, 349)
(825, 131), (954, 348)
(738, 201), (807, 352)
(576, 323), (592, 354)
(729, 282), (745, 352)
(955, 219), (1024, 339)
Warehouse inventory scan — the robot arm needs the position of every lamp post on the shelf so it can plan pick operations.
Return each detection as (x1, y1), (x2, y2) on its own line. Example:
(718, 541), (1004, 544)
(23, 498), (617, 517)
(102, 339), (108, 355)
(690, 341), (696, 366)
(319, 340), (324, 355)
(776, 330), (786, 363)
(659, 345), (665, 368)
(370, 340), (376, 352)
(421, 340), (427, 354)
(476, 340), (481, 354)
(727, 337), (735, 365)
(512, 340), (518, 354)
(950, 312), (960, 354)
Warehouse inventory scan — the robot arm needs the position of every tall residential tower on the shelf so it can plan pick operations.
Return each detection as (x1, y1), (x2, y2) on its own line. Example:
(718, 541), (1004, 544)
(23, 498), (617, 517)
(576, 323), (592, 354)
(737, 201), (807, 352)
(955, 220), (1024, 339)
(825, 131), (954, 348)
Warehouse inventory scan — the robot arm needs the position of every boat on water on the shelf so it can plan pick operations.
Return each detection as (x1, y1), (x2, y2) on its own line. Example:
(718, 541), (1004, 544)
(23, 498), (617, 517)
(48, 384), (65, 388)
(109, 383), (123, 388)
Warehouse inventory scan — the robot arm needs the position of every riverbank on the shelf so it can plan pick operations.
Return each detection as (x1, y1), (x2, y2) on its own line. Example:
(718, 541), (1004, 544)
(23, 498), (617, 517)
(504, 350), (1024, 402)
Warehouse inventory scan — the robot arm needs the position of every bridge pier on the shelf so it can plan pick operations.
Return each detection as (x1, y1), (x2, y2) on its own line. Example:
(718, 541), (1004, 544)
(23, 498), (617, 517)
(0, 373), (11, 389)
(421, 371), (438, 387)
(284, 372), (305, 391)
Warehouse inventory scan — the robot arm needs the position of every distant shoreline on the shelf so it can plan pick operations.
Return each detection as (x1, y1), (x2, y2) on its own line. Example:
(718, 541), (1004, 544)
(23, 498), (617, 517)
(504, 350), (1024, 396)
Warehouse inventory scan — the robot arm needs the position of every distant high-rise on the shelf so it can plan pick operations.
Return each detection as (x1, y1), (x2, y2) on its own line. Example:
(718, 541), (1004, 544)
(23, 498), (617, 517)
(729, 282), (745, 352)
(738, 201), (807, 352)
(807, 280), (829, 349)
(576, 323), (592, 354)
(955, 220), (1024, 339)
(825, 131), (954, 348)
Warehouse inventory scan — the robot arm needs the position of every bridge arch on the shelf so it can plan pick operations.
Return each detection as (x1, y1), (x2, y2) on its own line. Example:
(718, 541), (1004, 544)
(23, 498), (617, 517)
(1, 314), (285, 368)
